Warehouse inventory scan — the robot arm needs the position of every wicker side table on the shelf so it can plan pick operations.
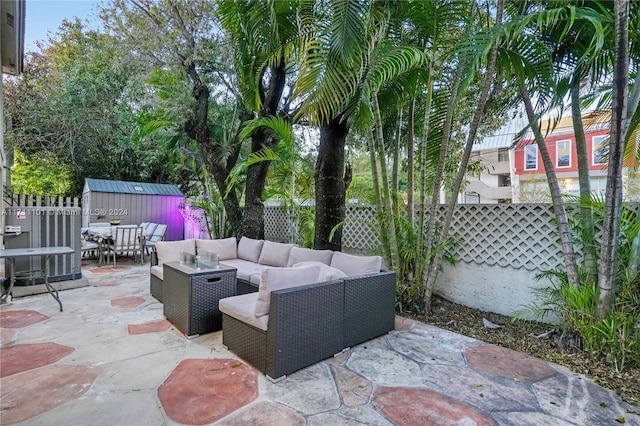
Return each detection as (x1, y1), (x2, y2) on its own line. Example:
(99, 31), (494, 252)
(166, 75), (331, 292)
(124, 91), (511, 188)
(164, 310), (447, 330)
(163, 262), (237, 338)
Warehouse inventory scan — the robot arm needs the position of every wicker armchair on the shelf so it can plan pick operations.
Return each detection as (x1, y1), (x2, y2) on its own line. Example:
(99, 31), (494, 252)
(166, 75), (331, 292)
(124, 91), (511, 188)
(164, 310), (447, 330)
(221, 270), (397, 381)
(343, 271), (397, 348)
(222, 279), (345, 382)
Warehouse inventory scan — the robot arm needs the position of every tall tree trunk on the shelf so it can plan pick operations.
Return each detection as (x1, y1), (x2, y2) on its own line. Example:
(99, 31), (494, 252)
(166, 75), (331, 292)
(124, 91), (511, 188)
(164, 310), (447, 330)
(598, 0), (630, 315)
(423, 0), (504, 310)
(520, 85), (580, 286)
(373, 93), (400, 270)
(314, 117), (348, 251)
(242, 60), (287, 239)
(422, 65), (463, 310)
(416, 69), (434, 287)
(367, 130), (391, 267)
(392, 107), (402, 217)
(407, 96), (416, 225)
(571, 81), (597, 279)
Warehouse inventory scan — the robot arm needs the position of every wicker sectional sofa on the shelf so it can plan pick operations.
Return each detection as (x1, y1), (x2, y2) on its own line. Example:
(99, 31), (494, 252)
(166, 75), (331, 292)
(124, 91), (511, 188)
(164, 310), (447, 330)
(150, 236), (397, 381)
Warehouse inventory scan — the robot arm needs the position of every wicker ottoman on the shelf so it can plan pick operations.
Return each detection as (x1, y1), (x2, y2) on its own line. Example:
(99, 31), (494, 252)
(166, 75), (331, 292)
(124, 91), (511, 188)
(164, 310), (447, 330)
(163, 262), (237, 337)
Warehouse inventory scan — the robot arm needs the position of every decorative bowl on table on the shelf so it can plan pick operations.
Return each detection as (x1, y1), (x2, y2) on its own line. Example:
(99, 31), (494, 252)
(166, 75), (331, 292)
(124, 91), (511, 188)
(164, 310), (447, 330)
(109, 219), (121, 225)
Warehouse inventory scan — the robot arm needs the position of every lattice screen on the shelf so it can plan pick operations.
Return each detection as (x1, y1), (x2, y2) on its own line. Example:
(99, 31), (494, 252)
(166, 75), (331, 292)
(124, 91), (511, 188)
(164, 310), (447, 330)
(343, 206), (380, 250)
(263, 203), (639, 273)
(445, 204), (563, 271)
(264, 207), (292, 243)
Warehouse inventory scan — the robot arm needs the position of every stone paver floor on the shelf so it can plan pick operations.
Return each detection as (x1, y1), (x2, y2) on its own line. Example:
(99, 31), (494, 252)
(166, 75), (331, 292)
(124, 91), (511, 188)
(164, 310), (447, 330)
(1, 260), (638, 425)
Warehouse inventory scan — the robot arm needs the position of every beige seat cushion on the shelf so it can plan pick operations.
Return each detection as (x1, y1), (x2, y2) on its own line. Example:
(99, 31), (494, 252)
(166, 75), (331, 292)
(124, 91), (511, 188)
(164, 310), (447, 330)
(249, 273), (262, 286)
(287, 247), (333, 266)
(219, 293), (268, 331)
(330, 252), (382, 277)
(254, 265), (322, 317)
(154, 239), (196, 266)
(221, 259), (270, 283)
(237, 237), (264, 263)
(196, 238), (237, 260)
(150, 265), (163, 280)
(258, 241), (297, 267)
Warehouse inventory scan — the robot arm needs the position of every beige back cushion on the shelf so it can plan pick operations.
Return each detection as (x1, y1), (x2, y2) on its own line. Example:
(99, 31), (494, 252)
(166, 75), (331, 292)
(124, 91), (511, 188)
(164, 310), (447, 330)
(154, 239), (196, 266)
(330, 252), (382, 277)
(254, 265), (321, 317)
(196, 238), (237, 260)
(287, 247), (333, 266)
(258, 241), (297, 267)
(237, 237), (264, 263)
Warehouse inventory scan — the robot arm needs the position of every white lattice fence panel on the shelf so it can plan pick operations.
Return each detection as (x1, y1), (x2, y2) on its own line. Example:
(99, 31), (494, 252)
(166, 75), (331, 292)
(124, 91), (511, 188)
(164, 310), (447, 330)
(262, 203), (639, 272)
(443, 204), (564, 271)
(343, 206), (379, 250)
(264, 206), (293, 243)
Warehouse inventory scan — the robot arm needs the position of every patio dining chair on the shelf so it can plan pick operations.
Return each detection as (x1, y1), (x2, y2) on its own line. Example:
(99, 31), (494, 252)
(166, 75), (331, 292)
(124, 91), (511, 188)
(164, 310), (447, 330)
(105, 225), (143, 266)
(142, 222), (158, 234)
(80, 235), (100, 260)
(144, 224), (167, 258)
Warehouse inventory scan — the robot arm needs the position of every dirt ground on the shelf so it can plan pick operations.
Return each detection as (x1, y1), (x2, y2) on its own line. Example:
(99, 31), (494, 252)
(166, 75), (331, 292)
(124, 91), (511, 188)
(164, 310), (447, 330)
(407, 295), (640, 407)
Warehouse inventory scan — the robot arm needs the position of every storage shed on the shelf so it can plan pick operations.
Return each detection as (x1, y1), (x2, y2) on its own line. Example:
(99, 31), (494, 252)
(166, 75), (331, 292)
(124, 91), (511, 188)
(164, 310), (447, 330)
(82, 179), (185, 241)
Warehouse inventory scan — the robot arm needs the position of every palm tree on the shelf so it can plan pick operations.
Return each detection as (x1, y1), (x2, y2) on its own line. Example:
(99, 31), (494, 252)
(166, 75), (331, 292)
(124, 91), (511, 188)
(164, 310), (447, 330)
(494, 2), (622, 288)
(422, 0), (505, 310)
(531, 0), (613, 280)
(598, 0), (631, 314)
(295, 0), (422, 251)
(217, 0), (299, 238)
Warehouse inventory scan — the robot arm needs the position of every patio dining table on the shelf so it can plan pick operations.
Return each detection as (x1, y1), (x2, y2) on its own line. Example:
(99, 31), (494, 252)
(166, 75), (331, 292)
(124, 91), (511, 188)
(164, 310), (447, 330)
(81, 226), (152, 265)
(0, 246), (75, 311)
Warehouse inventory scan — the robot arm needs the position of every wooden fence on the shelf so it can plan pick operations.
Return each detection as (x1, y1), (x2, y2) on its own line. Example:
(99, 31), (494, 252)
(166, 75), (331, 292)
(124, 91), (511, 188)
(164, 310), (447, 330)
(3, 192), (81, 208)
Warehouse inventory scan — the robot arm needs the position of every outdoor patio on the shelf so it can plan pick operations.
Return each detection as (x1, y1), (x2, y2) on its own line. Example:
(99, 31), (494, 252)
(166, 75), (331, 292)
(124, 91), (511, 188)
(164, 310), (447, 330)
(1, 259), (638, 426)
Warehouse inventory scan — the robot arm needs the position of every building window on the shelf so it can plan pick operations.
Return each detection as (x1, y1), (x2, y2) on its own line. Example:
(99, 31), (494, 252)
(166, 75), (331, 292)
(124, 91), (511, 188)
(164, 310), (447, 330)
(556, 140), (571, 168)
(524, 145), (538, 170)
(593, 135), (608, 165)
(498, 148), (509, 162)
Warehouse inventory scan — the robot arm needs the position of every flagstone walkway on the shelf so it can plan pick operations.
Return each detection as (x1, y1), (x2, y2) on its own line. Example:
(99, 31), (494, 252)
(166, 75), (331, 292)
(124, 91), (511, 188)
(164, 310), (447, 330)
(1, 260), (638, 425)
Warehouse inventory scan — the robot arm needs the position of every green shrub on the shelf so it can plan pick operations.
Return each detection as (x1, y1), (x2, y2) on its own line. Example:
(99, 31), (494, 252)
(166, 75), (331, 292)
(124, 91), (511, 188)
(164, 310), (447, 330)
(515, 268), (639, 372)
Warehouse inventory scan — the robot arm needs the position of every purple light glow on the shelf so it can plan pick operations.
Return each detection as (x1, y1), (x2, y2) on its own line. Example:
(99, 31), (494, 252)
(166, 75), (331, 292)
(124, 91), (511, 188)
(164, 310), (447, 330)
(178, 203), (209, 239)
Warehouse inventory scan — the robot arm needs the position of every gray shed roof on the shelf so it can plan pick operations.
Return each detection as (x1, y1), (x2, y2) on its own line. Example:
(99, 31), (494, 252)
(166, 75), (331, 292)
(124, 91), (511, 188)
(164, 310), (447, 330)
(85, 178), (184, 196)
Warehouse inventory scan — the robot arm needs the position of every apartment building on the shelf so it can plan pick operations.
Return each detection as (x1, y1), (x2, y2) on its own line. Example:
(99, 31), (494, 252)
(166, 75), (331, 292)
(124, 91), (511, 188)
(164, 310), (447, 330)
(512, 113), (639, 203)
(462, 112), (639, 204)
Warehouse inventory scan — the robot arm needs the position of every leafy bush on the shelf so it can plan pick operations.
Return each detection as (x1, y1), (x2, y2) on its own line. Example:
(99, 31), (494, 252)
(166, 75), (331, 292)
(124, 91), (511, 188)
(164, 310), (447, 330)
(515, 269), (639, 371)
(516, 200), (640, 371)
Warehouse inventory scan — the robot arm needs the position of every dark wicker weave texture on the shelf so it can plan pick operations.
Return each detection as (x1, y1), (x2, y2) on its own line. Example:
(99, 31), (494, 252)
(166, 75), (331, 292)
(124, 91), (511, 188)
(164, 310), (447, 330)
(222, 314), (267, 372)
(150, 274), (163, 302)
(149, 250), (162, 302)
(223, 280), (344, 380)
(343, 271), (397, 348)
(236, 278), (258, 295)
(267, 280), (344, 379)
(163, 264), (237, 337)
